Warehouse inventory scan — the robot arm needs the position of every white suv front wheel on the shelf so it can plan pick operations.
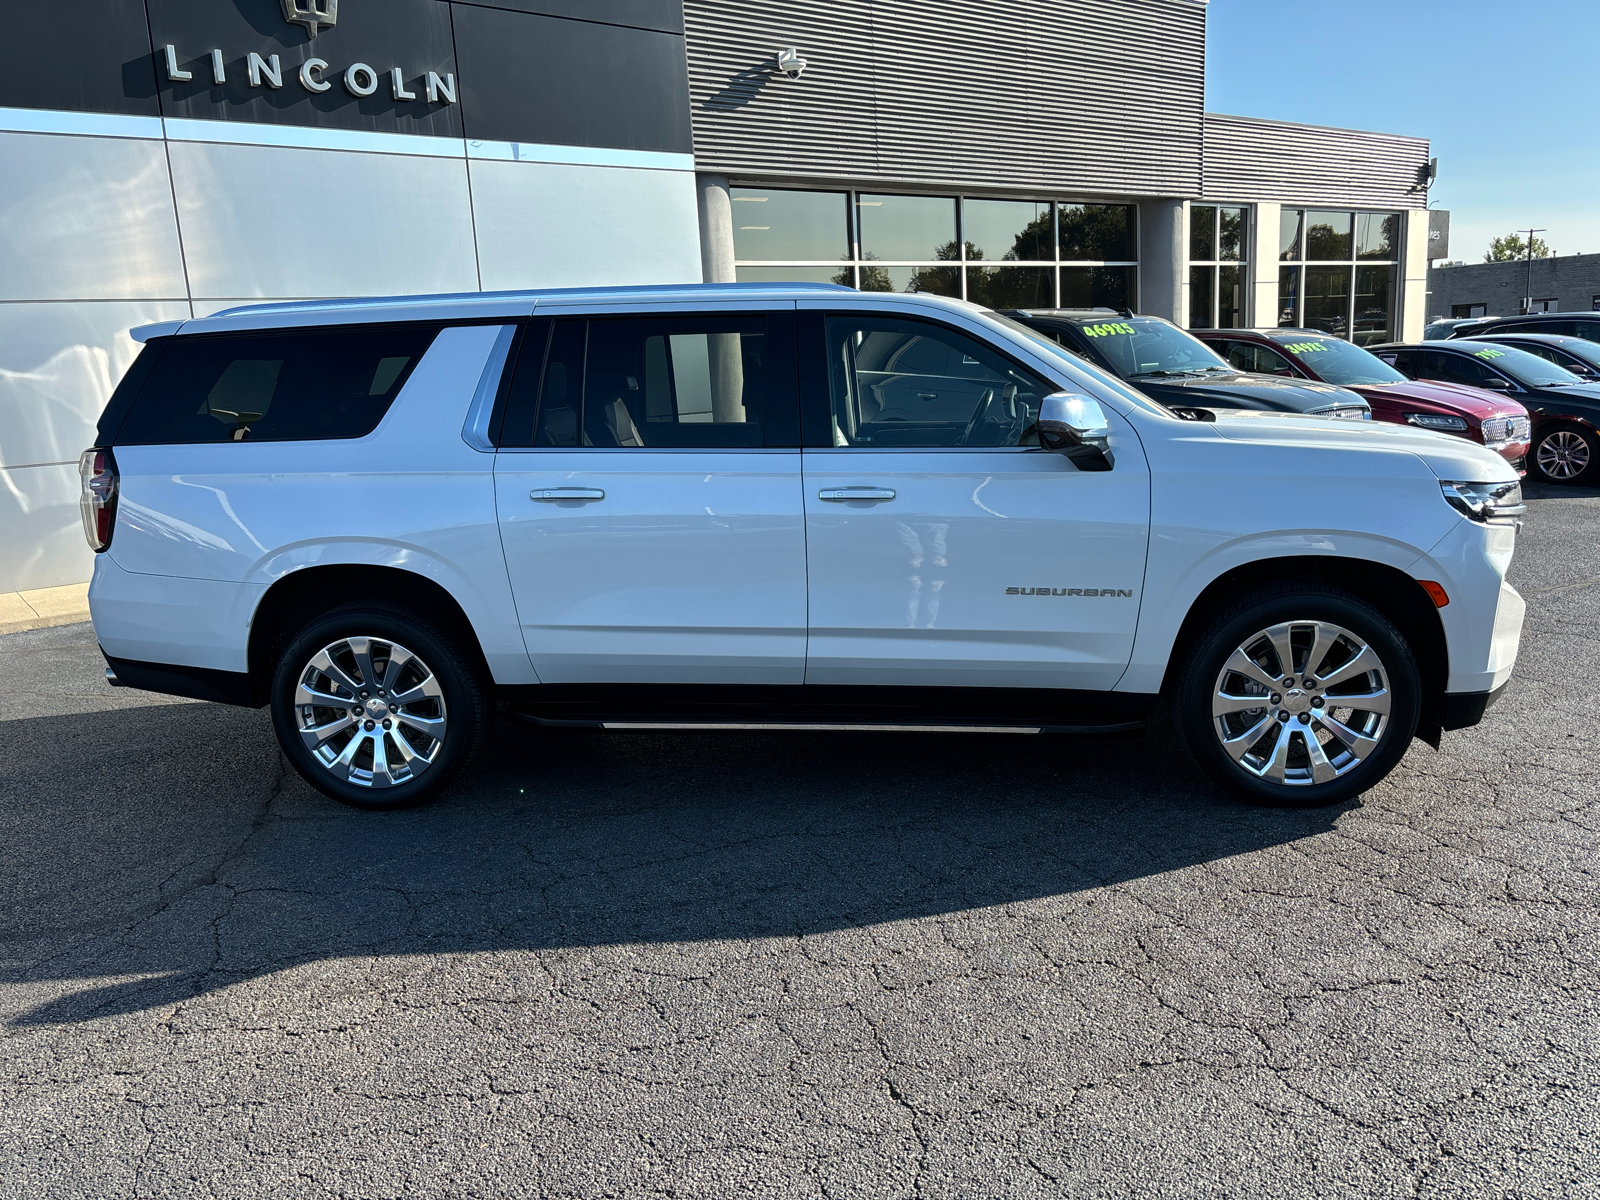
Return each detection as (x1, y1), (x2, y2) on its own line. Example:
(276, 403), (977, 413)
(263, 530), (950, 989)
(270, 604), (490, 809)
(1173, 585), (1421, 807)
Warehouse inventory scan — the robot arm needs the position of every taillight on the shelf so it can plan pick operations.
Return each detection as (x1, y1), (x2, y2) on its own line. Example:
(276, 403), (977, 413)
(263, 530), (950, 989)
(78, 447), (119, 552)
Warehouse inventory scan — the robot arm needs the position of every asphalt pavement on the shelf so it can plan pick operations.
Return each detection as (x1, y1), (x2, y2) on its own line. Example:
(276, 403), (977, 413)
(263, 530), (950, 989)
(1, 482), (1596, 1198)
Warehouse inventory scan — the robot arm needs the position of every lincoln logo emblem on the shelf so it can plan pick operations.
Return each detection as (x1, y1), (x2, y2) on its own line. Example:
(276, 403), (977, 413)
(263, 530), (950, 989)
(282, 0), (338, 37)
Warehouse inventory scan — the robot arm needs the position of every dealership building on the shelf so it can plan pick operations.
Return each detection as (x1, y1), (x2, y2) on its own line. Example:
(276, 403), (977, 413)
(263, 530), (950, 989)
(0, 0), (1435, 596)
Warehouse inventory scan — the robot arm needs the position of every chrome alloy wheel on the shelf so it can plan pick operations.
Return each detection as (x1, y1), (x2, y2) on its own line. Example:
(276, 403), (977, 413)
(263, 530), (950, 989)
(1211, 620), (1391, 787)
(1537, 430), (1591, 481)
(293, 636), (448, 789)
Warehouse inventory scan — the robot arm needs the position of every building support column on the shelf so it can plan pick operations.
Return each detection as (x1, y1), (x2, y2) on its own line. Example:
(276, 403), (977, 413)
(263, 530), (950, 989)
(1138, 199), (1186, 325)
(696, 173), (736, 284)
(1401, 209), (1430, 341)
(1250, 202), (1280, 328)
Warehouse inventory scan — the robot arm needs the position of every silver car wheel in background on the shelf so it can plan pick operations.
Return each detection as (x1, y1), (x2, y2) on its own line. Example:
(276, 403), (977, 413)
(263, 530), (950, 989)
(293, 636), (448, 788)
(1211, 619), (1391, 787)
(1537, 430), (1590, 481)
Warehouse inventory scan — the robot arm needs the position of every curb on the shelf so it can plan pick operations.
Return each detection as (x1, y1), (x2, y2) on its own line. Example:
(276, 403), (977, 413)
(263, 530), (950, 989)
(0, 583), (91, 636)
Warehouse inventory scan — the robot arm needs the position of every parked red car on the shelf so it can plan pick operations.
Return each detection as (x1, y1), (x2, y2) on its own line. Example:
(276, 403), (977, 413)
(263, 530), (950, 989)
(1194, 329), (1530, 471)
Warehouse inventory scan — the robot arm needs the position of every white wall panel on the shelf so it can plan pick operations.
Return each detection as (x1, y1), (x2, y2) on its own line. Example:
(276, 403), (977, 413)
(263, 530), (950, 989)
(470, 160), (701, 290)
(0, 461), (91, 593)
(167, 142), (480, 300)
(0, 131), (187, 301)
(0, 301), (191, 472)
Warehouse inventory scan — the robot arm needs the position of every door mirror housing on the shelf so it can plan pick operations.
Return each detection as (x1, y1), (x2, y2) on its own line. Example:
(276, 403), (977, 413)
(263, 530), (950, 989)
(1478, 376), (1512, 391)
(1037, 392), (1113, 470)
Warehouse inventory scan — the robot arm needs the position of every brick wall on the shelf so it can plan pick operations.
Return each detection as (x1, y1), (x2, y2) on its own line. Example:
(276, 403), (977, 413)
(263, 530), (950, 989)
(1428, 253), (1600, 322)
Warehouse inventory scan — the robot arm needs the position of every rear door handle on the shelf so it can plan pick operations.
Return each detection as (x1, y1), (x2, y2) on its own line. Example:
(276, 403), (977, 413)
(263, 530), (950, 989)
(818, 487), (896, 502)
(532, 487), (605, 502)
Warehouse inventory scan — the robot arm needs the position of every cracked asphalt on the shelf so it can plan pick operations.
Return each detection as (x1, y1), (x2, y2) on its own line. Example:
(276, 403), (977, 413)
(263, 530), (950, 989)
(2, 482), (1596, 1199)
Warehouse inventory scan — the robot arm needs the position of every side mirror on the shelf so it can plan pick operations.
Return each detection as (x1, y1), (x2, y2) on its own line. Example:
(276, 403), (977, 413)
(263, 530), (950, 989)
(1478, 377), (1512, 391)
(1037, 392), (1114, 471)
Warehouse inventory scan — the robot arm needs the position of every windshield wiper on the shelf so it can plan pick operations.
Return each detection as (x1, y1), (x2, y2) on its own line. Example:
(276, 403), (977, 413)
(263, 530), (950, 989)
(1131, 369), (1205, 379)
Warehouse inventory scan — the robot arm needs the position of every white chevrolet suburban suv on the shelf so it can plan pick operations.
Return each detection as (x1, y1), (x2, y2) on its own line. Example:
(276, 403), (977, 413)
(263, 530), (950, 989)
(82, 284), (1525, 810)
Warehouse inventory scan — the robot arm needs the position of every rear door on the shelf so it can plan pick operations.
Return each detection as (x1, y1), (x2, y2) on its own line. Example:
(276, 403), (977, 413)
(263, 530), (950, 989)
(798, 306), (1150, 691)
(494, 306), (807, 684)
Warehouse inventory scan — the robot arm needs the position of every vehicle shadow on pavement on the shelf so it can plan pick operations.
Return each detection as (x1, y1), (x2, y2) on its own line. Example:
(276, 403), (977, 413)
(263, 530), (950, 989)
(0, 701), (1349, 1027)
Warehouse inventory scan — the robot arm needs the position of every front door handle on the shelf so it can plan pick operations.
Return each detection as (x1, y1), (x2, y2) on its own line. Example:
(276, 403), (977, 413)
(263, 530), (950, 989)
(532, 487), (605, 502)
(818, 487), (896, 502)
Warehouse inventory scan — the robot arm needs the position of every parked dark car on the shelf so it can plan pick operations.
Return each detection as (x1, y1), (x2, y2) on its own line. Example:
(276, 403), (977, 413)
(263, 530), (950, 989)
(1194, 328), (1530, 471)
(1004, 310), (1371, 419)
(1447, 312), (1600, 342)
(1425, 317), (1491, 341)
(1471, 332), (1600, 382)
(1370, 340), (1600, 485)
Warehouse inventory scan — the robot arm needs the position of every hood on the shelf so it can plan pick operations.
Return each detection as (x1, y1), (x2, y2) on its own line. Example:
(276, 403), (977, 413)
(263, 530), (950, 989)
(1137, 372), (1366, 413)
(1203, 409), (1518, 483)
(1348, 379), (1527, 419)
(1525, 380), (1600, 410)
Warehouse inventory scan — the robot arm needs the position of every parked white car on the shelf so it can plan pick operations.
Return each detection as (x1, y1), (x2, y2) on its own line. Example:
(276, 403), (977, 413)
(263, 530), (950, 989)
(83, 285), (1525, 810)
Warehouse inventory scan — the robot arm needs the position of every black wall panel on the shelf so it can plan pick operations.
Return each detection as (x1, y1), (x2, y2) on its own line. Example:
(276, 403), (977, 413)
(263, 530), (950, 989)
(0, 0), (159, 117)
(147, 0), (464, 136)
(452, 5), (692, 152)
(449, 0), (684, 35)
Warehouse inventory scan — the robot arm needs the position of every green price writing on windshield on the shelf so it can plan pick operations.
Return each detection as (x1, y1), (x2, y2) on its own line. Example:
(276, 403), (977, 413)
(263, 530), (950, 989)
(1473, 348), (1506, 359)
(1282, 341), (1327, 354)
(1084, 322), (1135, 338)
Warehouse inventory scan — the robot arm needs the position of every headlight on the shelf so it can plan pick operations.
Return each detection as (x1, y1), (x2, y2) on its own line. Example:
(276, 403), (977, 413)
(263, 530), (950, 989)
(1406, 412), (1469, 432)
(1440, 480), (1525, 524)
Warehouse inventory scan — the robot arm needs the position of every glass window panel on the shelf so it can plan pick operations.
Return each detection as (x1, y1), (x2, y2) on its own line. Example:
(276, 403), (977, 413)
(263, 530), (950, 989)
(1190, 206), (1217, 261)
(962, 199), (1053, 263)
(1189, 265), (1216, 329)
(1220, 208), (1247, 261)
(1353, 264), (1394, 346)
(735, 265), (853, 286)
(1060, 265), (1135, 310)
(729, 188), (850, 262)
(857, 263), (962, 298)
(857, 194), (958, 262)
(1304, 265), (1352, 338)
(1278, 266), (1300, 326)
(1218, 264), (1243, 328)
(578, 317), (768, 449)
(1280, 210), (1303, 261)
(1356, 212), (1402, 261)
(966, 266), (1054, 309)
(1059, 204), (1135, 261)
(822, 314), (1054, 449)
(1304, 211), (1354, 261)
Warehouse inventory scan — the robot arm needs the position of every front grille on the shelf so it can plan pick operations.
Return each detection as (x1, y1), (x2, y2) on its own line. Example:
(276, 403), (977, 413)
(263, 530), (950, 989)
(1314, 405), (1372, 420)
(1483, 414), (1532, 446)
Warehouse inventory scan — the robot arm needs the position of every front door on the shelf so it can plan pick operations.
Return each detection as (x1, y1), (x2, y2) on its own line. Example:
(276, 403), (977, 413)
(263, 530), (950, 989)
(495, 310), (806, 684)
(800, 310), (1150, 691)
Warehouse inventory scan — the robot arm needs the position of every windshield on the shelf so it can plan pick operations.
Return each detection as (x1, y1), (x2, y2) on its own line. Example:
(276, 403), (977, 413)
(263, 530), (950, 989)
(984, 312), (1175, 419)
(1268, 334), (1406, 385)
(1071, 318), (1230, 378)
(1461, 342), (1594, 388)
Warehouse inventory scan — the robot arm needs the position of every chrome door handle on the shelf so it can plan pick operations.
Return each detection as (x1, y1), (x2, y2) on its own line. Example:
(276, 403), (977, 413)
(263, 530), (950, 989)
(818, 487), (896, 502)
(532, 487), (605, 502)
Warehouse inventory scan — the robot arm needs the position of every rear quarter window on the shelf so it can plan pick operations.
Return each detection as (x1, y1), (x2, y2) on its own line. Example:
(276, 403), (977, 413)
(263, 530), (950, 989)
(113, 324), (439, 445)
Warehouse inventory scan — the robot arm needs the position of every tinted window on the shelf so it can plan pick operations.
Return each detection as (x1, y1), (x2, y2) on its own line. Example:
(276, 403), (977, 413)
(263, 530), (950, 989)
(824, 315), (1052, 448)
(1416, 351), (1497, 388)
(116, 326), (437, 445)
(1225, 342), (1297, 376)
(528, 315), (783, 449)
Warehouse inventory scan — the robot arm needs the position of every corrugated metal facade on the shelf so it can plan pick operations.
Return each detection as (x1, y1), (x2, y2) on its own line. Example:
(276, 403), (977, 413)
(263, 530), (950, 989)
(684, 0), (1206, 197)
(1202, 113), (1430, 210)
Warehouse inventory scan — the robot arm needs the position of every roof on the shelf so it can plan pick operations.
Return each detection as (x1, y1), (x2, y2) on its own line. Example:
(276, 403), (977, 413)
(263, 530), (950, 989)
(130, 281), (882, 340)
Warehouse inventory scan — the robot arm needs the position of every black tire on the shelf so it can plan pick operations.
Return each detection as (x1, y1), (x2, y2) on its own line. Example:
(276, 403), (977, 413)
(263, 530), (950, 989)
(270, 603), (491, 810)
(1170, 584), (1421, 808)
(1529, 422), (1600, 486)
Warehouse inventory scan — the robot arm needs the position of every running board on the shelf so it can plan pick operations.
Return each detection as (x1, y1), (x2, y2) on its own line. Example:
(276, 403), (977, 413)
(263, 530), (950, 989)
(512, 713), (1145, 735)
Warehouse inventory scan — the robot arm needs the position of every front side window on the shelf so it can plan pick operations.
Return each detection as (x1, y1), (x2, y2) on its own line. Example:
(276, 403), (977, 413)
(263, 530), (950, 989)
(1224, 342), (1297, 376)
(527, 316), (775, 450)
(115, 325), (436, 445)
(823, 315), (1052, 449)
